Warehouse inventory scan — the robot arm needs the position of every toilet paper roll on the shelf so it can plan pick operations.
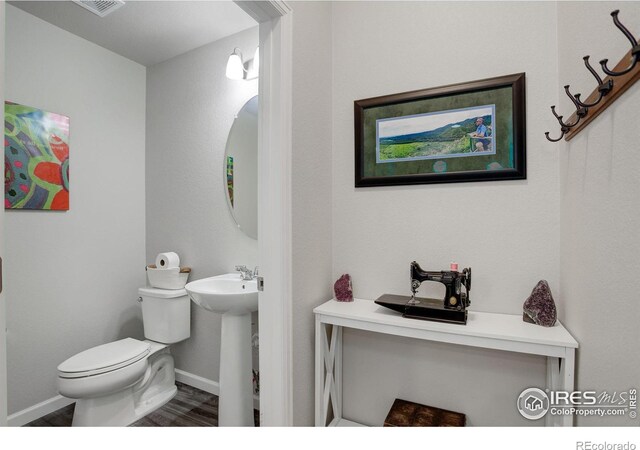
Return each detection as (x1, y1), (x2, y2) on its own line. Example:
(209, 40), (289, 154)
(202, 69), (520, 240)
(155, 252), (180, 269)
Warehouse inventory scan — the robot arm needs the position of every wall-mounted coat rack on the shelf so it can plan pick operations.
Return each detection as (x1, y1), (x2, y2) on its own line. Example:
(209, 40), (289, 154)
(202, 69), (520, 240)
(546, 10), (640, 142)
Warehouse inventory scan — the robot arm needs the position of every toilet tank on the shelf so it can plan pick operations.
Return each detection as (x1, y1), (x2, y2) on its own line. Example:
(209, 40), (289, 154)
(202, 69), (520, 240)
(138, 287), (190, 344)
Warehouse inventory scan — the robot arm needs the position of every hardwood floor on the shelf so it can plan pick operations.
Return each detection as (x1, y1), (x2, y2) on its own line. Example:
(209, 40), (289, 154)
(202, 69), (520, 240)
(24, 382), (259, 427)
(25, 403), (76, 427)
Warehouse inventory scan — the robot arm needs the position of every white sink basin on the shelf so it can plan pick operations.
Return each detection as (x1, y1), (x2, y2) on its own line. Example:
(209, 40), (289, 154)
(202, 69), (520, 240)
(185, 273), (257, 315)
(184, 272), (258, 426)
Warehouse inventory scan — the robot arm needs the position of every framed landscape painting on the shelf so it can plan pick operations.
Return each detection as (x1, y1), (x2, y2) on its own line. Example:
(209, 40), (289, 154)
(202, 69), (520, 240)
(354, 73), (526, 187)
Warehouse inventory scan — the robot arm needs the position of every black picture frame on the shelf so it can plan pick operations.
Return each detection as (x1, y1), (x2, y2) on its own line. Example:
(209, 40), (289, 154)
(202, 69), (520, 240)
(354, 73), (526, 187)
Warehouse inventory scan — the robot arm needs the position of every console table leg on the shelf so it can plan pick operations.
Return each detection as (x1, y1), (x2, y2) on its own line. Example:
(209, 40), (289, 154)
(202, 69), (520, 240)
(335, 326), (343, 421)
(315, 321), (343, 426)
(560, 349), (576, 427)
(545, 356), (560, 427)
(545, 350), (576, 427)
(315, 318), (323, 426)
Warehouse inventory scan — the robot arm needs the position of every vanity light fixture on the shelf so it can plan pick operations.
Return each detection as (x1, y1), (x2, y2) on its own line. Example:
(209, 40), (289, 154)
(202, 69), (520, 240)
(225, 47), (259, 81)
(226, 48), (245, 80)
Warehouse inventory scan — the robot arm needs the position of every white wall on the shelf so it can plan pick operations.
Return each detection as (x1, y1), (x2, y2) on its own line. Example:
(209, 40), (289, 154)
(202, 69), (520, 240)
(557, 1), (640, 426)
(331, 1), (560, 425)
(4, 5), (146, 414)
(291, 1), (333, 426)
(146, 27), (258, 384)
(0, 0), (7, 426)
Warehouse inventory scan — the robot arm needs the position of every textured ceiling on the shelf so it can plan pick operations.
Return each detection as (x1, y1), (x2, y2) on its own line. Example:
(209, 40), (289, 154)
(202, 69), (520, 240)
(8, 0), (257, 66)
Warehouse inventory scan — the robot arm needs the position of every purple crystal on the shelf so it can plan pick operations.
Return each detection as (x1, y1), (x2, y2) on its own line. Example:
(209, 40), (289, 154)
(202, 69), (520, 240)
(523, 280), (557, 327)
(334, 274), (353, 302)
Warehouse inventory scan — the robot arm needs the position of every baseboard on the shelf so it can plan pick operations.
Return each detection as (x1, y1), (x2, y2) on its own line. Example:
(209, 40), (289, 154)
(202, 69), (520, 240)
(174, 368), (260, 410)
(8, 369), (259, 426)
(7, 395), (75, 427)
(174, 368), (220, 396)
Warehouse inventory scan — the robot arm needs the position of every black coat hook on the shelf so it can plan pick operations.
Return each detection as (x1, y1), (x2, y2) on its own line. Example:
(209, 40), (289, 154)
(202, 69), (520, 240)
(563, 85), (589, 118)
(545, 128), (568, 143)
(545, 102), (585, 142)
(565, 56), (614, 108)
(551, 105), (582, 129)
(545, 104), (577, 142)
(599, 10), (639, 76)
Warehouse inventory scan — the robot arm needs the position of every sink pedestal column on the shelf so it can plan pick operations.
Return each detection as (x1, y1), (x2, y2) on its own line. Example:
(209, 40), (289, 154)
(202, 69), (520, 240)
(219, 312), (254, 426)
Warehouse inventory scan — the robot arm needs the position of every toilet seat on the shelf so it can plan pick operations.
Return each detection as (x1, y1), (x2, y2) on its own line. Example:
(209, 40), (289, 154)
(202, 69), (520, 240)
(58, 338), (150, 379)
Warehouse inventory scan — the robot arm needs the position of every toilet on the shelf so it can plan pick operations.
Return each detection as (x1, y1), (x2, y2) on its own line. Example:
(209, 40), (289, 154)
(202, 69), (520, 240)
(57, 287), (190, 426)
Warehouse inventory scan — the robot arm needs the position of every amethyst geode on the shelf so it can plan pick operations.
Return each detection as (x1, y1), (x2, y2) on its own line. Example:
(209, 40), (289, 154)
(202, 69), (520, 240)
(523, 280), (557, 327)
(334, 274), (353, 302)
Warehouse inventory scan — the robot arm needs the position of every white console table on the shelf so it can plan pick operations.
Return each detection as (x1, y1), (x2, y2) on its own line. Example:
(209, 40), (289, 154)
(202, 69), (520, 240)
(314, 298), (578, 427)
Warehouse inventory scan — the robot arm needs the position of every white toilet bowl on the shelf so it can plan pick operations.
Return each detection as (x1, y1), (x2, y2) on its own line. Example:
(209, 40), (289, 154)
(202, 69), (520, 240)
(57, 287), (190, 426)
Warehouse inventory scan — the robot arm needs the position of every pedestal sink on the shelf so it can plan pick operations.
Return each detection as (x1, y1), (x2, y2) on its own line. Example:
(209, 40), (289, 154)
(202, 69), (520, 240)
(185, 273), (258, 426)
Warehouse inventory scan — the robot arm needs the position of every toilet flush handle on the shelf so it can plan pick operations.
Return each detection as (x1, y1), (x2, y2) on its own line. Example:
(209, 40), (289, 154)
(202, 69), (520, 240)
(137, 297), (143, 303)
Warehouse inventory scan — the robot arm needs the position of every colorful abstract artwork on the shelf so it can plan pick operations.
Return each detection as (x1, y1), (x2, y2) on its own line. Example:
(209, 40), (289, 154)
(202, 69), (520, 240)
(4, 101), (70, 210)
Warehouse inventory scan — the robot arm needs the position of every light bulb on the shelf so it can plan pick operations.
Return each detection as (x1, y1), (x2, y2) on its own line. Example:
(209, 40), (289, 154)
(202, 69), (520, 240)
(226, 52), (244, 80)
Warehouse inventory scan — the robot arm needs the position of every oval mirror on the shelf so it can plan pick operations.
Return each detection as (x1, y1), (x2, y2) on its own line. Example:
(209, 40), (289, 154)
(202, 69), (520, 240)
(224, 95), (258, 239)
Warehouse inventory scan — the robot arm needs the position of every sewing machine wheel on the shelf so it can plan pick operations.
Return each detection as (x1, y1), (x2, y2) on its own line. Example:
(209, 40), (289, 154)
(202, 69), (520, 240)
(463, 267), (471, 292)
(462, 268), (471, 307)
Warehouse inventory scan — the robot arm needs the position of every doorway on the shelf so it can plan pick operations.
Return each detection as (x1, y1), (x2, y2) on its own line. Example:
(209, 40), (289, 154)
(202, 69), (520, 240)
(0, 0), (293, 427)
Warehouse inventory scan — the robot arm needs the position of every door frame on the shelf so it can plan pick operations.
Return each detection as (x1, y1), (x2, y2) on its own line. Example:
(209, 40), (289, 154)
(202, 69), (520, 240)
(0, 0), (7, 428)
(234, 1), (293, 426)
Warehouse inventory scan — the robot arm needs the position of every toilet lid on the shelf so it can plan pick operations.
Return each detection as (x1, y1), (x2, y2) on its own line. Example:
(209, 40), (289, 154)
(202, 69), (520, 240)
(58, 338), (150, 378)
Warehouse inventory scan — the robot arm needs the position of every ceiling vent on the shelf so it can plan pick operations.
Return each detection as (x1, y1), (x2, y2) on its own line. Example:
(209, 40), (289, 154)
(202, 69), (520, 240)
(72, 0), (125, 18)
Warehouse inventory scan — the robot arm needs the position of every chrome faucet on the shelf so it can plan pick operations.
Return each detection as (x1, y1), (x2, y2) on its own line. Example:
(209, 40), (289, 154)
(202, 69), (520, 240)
(235, 265), (259, 280)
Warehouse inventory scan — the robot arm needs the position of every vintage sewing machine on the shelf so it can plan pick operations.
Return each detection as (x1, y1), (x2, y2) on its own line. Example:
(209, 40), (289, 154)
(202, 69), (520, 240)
(375, 261), (472, 325)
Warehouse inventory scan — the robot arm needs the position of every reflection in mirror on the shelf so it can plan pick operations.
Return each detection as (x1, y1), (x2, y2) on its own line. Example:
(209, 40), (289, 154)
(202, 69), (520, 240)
(224, 95), (258, 239)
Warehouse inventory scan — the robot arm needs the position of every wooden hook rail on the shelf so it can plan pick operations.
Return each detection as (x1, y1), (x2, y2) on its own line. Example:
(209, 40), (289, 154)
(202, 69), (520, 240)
(564, 49), (640, 141)
(545, 10), (640, 143)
